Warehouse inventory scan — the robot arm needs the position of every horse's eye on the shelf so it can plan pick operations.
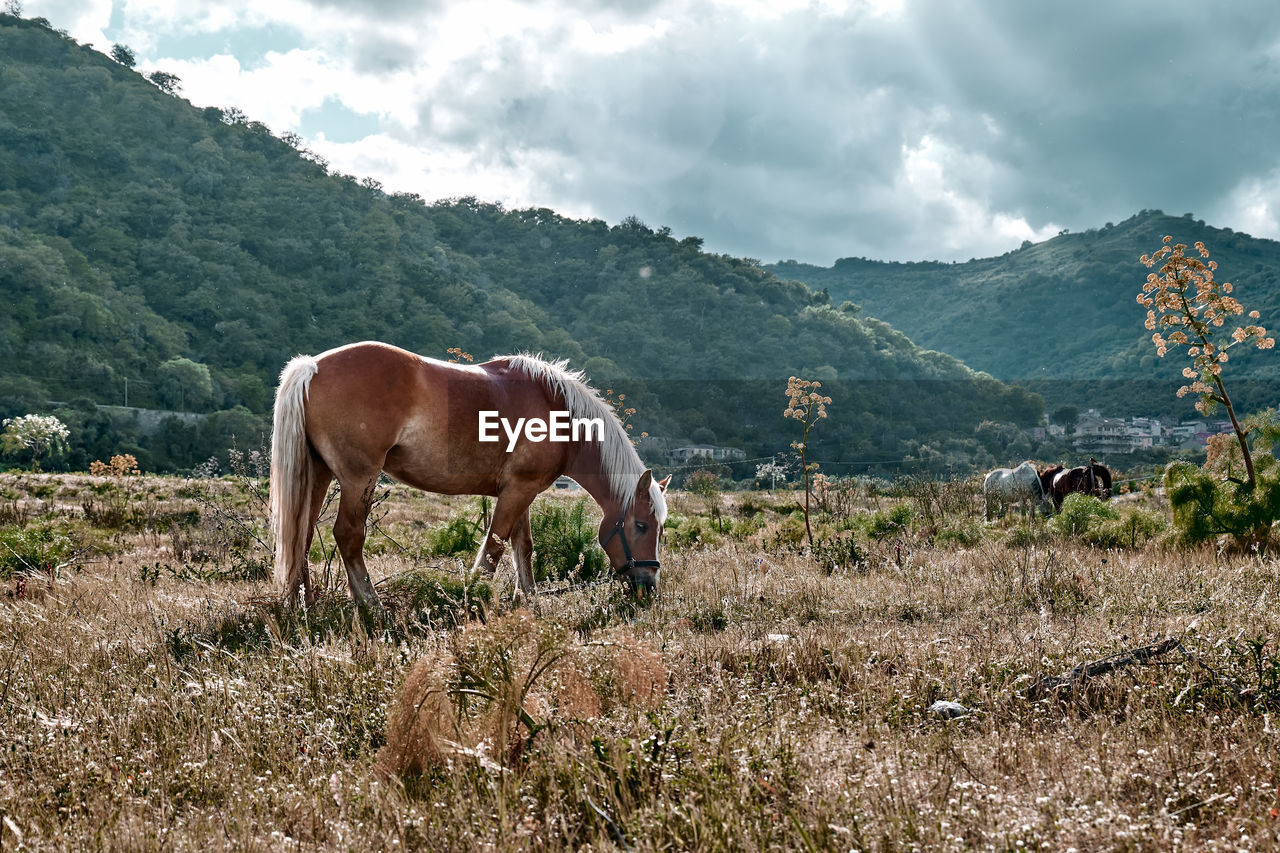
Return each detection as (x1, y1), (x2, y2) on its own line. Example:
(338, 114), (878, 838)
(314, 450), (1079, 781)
(635, 521), (648, 533)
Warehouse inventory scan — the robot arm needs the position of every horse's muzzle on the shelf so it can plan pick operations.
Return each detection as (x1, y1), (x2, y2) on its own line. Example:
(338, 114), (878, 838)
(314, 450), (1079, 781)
(617, 564), (659, 597)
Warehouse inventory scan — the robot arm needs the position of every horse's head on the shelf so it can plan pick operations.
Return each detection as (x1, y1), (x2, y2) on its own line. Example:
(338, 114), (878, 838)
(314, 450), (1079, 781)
(600, 470), (669, 596)
(1037, 486), (1056, 516)
(1090, 463), (1113, 499)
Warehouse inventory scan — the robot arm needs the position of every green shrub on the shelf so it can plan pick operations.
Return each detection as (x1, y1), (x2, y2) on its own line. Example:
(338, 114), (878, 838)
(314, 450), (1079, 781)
(1165, 457), (1280, 549)
(862, 502), (914, 540)
(1086, 507), (1167, 549)
(382, 568), (492, 627)
(729, 512), (765, 539)
(768, 514), (806, 550)
(0, 523), (75, 578)
(1051, 493), (1119, 536)
(665, 513), (716, 549)
(934, 519), (984, 548)
(530, 498), (606, 582)
(1003, 523), (1052, 547)
(426, 515), (483, 557)
(811, 533), (866, 573)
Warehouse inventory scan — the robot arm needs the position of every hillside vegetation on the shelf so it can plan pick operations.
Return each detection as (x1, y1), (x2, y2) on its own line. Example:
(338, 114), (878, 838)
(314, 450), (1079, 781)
(0, 12), (1039, 474)
(771, 212), (1280, 417)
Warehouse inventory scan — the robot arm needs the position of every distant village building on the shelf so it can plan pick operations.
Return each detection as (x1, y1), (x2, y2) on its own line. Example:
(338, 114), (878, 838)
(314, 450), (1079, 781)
(1057, 412), (1235, 454)
(1164, 421), (1204, 449)
(1125, 417), (1161, 450)
(667, 444), (747, 464)
(1072, 410), (1130, 455)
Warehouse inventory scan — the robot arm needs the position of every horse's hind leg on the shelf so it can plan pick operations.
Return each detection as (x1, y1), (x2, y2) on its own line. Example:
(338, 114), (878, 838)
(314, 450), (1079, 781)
(300, 456), (333, 605)
(332, 472), (384, 613)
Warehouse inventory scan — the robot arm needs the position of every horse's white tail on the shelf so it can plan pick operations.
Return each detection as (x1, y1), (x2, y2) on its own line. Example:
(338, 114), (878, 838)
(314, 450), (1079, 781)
(270, 355), (319, 598)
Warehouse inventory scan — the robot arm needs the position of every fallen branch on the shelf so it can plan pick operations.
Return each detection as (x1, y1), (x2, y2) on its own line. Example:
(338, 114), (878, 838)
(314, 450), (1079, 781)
(1021, 638), (1183, 701)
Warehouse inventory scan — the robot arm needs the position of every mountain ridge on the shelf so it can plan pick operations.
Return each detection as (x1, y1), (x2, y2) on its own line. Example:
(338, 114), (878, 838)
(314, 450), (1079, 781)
(769, 211), (1280, 417)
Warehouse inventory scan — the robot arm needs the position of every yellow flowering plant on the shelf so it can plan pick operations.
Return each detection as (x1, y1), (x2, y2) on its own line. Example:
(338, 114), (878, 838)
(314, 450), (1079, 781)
(1140, 237), (1273, 487)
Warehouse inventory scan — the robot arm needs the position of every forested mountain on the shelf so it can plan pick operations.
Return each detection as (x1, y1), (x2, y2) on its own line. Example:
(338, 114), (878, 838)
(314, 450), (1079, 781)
(771, 212), (1280, 418)
(0, 12), (1042, 475)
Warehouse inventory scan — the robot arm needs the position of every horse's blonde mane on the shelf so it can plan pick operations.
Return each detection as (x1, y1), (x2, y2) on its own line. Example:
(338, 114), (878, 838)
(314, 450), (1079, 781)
(505, 354), (662, 516)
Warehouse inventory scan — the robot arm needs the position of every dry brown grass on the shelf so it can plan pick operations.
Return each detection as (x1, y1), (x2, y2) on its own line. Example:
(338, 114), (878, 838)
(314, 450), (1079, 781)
(378, 612), (667, 779)
(0, 472), (1277, 850)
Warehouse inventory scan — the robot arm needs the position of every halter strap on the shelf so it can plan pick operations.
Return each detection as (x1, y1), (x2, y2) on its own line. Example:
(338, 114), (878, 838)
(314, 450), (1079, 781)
(601, 517), (660, 575)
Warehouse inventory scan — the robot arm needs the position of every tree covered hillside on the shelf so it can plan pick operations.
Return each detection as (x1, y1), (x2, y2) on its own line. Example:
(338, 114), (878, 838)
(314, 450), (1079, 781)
(0, 13), (1040, 474)
(771, 212), (1280, 417)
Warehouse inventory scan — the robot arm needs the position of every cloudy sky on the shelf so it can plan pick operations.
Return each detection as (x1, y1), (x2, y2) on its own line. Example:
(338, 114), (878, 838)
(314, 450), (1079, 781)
(24, 0), (1280, 264)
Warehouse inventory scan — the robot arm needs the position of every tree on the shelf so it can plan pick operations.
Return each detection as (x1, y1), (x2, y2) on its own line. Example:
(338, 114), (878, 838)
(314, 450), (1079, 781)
(110, 43), (136, 67)
(1140, 237), (1274, 487)
(755, 459), (788, 489)
(147, 71), (182, 95)
(685, 468), (725, 531)
(158, 357), (214, 411)
(690, 426), (717, 445)
(974, 420), (1030, 460)
(1051, 405), (1079, 428)
(2, 414), (69, 471)
(1142, 239), (1279, 549)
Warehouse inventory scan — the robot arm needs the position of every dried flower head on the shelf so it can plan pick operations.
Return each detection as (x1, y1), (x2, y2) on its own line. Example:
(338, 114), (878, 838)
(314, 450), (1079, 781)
(1138, 238), (1271, 415)
(445, 347), (474, 363)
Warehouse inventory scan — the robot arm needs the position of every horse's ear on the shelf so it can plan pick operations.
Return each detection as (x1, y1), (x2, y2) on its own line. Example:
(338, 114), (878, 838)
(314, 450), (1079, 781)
(636, 469), (654, 494)
(657, 475), (671, 493)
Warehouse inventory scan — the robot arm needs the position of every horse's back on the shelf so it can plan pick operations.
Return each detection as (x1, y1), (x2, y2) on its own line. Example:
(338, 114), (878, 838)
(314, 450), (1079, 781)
(300, 342), (569, 495)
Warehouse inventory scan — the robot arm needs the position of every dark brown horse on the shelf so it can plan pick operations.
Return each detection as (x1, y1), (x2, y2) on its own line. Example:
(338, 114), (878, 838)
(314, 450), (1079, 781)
(270, 341), (669, 610)
(1037, 464), (1065, 505)
(1048, 460), (1112, 510)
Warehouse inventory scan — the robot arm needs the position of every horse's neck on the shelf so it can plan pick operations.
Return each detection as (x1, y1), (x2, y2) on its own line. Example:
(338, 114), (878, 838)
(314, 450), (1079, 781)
(565, 443), (626, 518)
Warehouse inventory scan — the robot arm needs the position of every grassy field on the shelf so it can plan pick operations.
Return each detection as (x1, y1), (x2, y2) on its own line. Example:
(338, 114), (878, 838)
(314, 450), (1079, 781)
(0, 470), (1277, 851)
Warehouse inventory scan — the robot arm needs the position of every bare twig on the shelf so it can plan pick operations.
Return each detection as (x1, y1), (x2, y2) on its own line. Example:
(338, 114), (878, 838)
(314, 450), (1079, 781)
(1021, 638), (1183, 701)
(584, 794), (632, 850)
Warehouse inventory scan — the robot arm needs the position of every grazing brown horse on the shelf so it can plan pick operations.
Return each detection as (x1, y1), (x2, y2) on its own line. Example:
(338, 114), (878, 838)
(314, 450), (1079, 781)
(1037, 464), (1065, 509)
(270, 341), (669, 610)
(1048, 460), (1112, 510)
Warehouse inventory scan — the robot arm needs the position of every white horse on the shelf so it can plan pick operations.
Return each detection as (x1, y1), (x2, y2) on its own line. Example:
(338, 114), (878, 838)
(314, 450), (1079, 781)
(984, 461), (1052, 520)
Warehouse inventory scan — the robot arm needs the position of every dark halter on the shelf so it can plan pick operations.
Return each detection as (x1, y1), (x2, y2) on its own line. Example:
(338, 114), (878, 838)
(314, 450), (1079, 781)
(601, 516), (660, 576)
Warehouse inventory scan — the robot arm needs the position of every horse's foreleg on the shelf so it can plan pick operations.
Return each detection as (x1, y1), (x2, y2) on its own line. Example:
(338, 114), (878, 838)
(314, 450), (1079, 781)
(510, 509), (535, 594)
(472, 489), (538, 592)
(333, 475), (383, 613)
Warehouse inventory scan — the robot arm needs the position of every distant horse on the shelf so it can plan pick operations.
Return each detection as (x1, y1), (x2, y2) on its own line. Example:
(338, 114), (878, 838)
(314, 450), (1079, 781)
(984, 461), (1053, 520)
(1038, 464), (1065, 501)
(270, 341), (669, 610)
(1050, 460), (1112, 510)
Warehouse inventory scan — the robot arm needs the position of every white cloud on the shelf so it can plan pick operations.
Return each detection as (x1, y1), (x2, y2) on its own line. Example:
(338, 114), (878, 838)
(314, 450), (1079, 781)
(21, 0), (1280, 263)
(1213, 169), (1280, 241)
(897, 135), (1060, 257)
(24, 0), (112, 45)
